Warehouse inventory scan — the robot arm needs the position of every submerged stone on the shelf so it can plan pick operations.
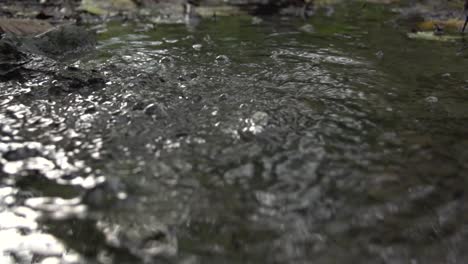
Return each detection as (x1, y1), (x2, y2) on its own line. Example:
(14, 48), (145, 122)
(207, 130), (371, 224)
(22, 25), (97, 62)
(49, 66), (106, 94)
(1, 24), (97, 81)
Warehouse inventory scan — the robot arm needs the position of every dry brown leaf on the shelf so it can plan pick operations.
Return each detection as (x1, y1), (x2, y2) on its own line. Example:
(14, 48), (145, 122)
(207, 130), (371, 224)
(0, 18), (53, 37)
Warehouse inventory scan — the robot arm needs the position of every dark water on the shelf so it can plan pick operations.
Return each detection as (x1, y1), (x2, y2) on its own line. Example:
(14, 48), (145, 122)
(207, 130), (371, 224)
(1, 4), (468, 264)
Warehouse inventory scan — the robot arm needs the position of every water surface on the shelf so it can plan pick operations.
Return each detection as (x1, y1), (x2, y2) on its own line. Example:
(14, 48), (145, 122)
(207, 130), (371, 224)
(1, 3), (468, 264)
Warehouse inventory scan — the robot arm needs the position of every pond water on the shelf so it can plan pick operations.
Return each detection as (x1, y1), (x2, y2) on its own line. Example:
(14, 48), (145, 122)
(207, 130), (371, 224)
(1, 3), (468, 264)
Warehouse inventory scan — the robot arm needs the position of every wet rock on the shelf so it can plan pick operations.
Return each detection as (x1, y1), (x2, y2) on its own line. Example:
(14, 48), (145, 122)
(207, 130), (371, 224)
(190, 5), (244, 18)
(238, 0), (314, 16)
(21, 25), (97, 62)
(394, 1), (467, 34)
(80, 0), (137, 16)
(0, 39), (30, 77)
(1, 24), (98, 81)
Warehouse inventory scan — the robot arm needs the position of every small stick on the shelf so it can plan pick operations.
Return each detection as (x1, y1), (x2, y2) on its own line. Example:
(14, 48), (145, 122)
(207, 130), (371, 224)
(463, 0), (468, 33)
(463, 16), (468, 33)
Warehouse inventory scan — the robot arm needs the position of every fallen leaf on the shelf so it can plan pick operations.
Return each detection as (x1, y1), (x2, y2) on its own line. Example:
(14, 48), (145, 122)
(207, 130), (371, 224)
(0, 18), (52, 36)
